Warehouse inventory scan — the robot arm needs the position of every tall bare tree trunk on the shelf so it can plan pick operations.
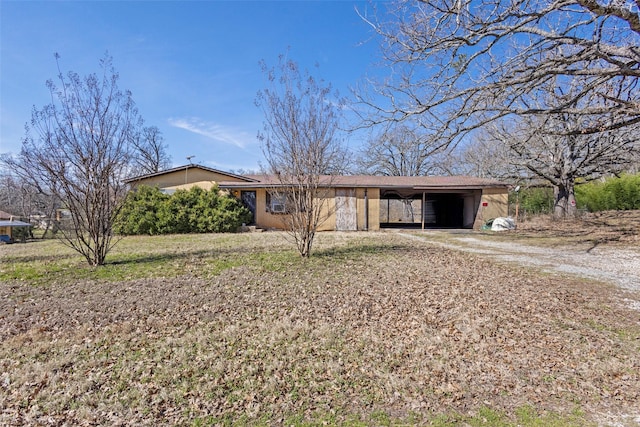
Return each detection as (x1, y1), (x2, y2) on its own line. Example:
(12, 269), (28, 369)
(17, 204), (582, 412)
(553, 181), (577, 219)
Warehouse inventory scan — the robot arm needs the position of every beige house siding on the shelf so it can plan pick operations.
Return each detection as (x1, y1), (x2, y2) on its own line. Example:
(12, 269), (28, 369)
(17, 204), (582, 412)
(249, 188), (383, 231)
(164, 180), (219, 192)
(253, 188), (287, 230)
(356, 188), (380, 231)
(0, 226), (11, 239)
(0, 211), (14, 239)
(473, 188), (509, 228)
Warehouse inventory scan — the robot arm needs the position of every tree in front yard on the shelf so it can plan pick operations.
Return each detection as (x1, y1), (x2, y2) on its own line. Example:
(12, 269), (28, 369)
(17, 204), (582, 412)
(256, 54), (348, 257)
(3, 53), (142, 265)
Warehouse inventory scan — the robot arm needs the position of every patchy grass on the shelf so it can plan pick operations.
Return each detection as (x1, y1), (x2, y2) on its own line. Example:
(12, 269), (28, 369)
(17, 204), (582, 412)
(1, 231), (639, 426)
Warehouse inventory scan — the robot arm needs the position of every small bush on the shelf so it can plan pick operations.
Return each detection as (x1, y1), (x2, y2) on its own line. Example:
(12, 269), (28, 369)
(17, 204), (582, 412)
(115, 185), (252, 235)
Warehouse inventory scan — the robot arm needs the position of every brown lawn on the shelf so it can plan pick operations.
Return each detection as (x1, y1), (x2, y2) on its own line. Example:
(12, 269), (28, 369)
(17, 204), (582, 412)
(0, 215), (639, 426)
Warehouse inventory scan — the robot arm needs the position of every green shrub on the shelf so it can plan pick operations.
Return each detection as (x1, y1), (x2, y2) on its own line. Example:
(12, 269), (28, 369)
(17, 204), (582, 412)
(115, 185), (252, 235)
(115, 185), (169, 235)
(575, 174), (640, 211)
(510, 187), (554, 215)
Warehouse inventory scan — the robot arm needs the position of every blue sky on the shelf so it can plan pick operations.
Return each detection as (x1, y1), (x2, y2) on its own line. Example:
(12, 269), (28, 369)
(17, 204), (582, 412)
(0, 0), (383, 172)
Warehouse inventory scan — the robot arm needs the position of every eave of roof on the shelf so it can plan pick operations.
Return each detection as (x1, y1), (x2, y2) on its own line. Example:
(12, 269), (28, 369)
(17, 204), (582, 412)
(219, 174), (509, 189)
(124, 164), (259, 183)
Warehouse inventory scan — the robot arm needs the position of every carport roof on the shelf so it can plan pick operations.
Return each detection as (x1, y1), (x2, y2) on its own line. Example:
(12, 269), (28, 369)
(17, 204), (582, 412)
(0, 220), (31, 227)
(219, 174), (508, 190)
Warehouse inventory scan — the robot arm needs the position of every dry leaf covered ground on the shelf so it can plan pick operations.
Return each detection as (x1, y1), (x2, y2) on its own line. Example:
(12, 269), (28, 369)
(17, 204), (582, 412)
(1, 214), (639, 426)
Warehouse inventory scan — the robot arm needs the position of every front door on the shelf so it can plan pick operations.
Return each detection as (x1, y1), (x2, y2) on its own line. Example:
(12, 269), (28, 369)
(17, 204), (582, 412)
(241, 191), (256, 224)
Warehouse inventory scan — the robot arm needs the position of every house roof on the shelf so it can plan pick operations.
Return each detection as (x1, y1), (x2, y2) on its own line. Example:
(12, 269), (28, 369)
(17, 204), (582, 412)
(123, 164), (508, 190)
(219, 174), (508, 190)
(124, 164), (259, 184)
(0, 210), (16, 220)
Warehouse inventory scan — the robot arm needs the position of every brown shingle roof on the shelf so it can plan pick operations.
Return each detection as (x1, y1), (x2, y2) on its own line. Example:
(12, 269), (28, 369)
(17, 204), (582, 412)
(219, 174), (508, 189)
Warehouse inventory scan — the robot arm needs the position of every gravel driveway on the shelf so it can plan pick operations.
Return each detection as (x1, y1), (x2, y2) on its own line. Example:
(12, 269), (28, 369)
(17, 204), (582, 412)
(402, 231), (640, 310)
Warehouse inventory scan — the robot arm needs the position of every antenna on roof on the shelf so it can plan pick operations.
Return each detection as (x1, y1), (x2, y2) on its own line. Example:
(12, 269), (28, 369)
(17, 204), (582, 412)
(184, 156), (195, 184)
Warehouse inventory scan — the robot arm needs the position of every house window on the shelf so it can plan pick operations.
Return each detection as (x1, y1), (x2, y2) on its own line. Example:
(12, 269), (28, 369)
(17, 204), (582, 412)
(267, 192), (287, 213)
(266, 191), (307, 214)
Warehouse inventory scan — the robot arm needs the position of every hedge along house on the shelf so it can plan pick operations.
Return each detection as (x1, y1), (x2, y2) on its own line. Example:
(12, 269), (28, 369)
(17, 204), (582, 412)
(125, 165), (509, 231)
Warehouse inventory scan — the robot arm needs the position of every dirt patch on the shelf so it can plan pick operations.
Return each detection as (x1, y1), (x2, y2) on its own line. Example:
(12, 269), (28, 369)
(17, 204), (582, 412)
(404, 211), (640, 309)
(1, 232), (639, 425)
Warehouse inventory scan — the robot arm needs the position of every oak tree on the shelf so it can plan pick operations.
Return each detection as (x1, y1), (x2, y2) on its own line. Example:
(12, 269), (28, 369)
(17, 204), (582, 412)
(358, 0), (640, 139)
(489, 112), (639, 217)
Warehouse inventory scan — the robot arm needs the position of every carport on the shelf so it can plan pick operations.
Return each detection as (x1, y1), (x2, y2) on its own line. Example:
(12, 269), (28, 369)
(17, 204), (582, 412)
(379, 187), (482, 230)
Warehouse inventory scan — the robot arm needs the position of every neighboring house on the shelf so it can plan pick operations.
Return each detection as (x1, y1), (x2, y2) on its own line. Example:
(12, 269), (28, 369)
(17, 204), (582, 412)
(125, 164), (509, 231)
(0, 210), (32, 243)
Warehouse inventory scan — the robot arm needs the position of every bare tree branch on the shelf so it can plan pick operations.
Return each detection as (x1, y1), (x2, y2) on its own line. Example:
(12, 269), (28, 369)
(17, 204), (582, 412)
(3, 53), (143, 265)
(355, 0), (640, 142)
(257, 55), (348, 257)
(131, 126), (172, 174)
(488, 110), (640, 217)
(356, 124), (448, 176)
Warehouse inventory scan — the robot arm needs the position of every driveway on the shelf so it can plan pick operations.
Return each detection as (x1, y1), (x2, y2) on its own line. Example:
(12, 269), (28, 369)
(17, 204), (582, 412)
(401, 231), (640, 310)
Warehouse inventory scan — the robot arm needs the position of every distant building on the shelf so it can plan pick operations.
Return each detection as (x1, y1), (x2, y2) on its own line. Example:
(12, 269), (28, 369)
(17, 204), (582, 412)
(0, 210), (32, 243)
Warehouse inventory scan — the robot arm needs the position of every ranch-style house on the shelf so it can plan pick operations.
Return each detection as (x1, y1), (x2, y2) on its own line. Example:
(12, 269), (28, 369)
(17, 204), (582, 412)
(124, 165), (509, 231)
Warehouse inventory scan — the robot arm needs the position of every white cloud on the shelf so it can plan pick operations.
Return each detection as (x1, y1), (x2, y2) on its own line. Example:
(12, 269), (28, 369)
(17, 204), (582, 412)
(167, 117), (252, 149)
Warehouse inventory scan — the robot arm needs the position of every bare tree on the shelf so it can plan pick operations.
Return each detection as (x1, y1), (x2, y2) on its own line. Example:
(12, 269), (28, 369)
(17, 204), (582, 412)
(489, 112), (639, 218)
(131, 126), (172, 174)
(356, 125), (448, 176)
(256, 55), (347, 257)
(4, 53), (142, 265)
(447, 131), (528, 180)
(356, 0), (640, 141)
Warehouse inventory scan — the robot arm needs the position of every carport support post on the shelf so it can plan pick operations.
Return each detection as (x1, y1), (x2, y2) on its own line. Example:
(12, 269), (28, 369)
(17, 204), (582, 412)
(421, 192), (425, 231)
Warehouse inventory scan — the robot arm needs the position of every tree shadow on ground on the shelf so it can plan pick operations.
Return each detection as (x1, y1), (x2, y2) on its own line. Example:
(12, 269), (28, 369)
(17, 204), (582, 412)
(313, 243), (414, 259)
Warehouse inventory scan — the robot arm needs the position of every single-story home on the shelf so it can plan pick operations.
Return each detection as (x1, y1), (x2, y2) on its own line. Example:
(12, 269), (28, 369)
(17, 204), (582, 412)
(125, 164), (509, 231)
(0, 210), (32, 243)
